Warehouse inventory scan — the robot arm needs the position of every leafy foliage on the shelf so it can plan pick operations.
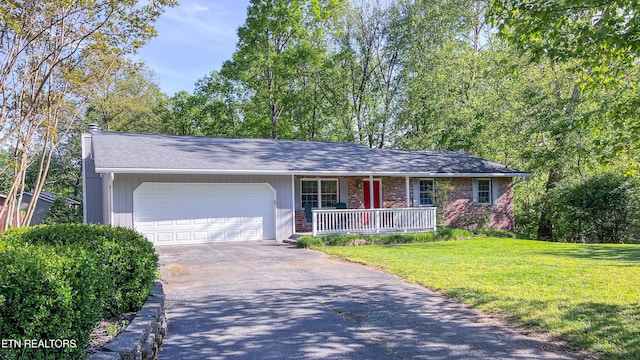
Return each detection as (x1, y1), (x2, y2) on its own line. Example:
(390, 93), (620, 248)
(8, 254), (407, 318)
(0, 224), (158, 357)
(553, 173), (640, 243)
(1, 224), (158, 317)
(296, 228), (474, 247)
(0, 0), (176, 230)
(223, 0), (342, 140)
(43, 197), (83, 225)
(83, 56), (169, 134)
(488, 0), (640, 65)
(0, 243), (108, 359)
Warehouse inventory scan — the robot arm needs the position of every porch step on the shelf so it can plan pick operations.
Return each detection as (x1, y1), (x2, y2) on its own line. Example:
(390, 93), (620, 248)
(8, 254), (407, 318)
(284, 233), (308, 244)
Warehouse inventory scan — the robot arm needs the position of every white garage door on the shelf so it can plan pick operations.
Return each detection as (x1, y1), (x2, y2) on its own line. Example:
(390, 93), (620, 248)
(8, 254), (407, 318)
(133, 183), (275, 245)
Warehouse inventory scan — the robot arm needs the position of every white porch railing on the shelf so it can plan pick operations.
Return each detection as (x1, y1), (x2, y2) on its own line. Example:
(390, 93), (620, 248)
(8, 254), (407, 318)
(311, 207), (437, 236)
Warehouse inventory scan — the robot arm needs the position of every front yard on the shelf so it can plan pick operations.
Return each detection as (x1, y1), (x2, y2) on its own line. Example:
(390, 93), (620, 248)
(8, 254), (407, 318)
(317, 238), (640, 359)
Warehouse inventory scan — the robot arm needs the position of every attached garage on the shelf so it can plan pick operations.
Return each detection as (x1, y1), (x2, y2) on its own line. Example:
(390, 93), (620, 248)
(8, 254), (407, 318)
(133, 182), (276, 245)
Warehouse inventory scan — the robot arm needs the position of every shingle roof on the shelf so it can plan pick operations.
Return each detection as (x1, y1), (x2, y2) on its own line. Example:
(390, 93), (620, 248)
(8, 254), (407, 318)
(90, 132), (528, 177)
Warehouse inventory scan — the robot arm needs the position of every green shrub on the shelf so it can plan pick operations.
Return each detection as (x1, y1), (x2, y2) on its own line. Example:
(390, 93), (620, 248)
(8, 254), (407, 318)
(1, 224), (158, 316)
(296, 236), (325, 248)
(472, 228), (517, 238)
(0, 227), (29, 243)
(43, 197), (83, 224)
(324, 234), (365, 246)
(0, 243), (108, 359)
(435, 228), (473, 240)
(454, 207), (492, 230)
(299, 228), (475, 247)
(553, 173), (640, 243)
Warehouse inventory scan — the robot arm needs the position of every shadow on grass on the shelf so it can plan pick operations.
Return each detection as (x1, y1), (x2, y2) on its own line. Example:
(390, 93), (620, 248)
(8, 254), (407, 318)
(538, 244), (640, 265)
(561, 302), (640, 360)
(444, 287), (640, 360)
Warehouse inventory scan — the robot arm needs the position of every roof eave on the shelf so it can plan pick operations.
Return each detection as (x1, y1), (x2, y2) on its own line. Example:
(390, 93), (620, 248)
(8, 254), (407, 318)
(95, 167), (530, 178)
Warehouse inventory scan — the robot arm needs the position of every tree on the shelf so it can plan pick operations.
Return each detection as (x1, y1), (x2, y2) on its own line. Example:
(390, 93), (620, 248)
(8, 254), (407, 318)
(330, 0), (403, 148)
(393, 0), (504, 154)
(225, 0), (342, 139)
(554, 173), (640, 244)
(0, 0), (176, 229)
(488, 0), (640, 175)
(43, 197), (83, 224)
(83, 55), (168, 133)
(385, 0), (635, 239)
(161, 71), (243, 137)
(488, 0), (640, 65)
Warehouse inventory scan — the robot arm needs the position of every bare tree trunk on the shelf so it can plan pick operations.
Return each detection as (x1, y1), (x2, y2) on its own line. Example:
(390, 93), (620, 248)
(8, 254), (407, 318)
(537, 164), (563, 240)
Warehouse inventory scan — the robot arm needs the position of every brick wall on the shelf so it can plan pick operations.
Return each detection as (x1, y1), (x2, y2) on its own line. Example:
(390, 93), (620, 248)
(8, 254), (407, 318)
(347, 177), (409, 209)
(444, 178), (514, 231)
(381, 177), (409, 208)
(295, 210), (312, 232)
(346, 177), (361, 209)
(293, 176), (515, 232)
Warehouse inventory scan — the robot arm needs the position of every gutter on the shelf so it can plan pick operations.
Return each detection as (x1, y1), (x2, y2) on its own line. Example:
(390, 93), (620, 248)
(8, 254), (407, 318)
(94, 167), (530, 178)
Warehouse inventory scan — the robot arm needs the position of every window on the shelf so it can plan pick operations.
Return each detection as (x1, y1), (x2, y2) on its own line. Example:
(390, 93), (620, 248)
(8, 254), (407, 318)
(419, 179), (434, 206)
(301, 179), (338, 208)
(320, 180), (338, 207)
(477, 179), (492, 204)
(301, 180), (318, 208)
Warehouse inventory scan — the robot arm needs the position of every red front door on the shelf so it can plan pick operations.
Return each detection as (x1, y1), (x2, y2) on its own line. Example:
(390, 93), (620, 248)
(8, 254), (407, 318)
(363, 180), (381, 208)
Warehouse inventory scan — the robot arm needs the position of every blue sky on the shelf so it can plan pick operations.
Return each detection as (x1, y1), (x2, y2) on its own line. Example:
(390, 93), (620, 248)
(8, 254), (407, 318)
(136, 1), (251, 96)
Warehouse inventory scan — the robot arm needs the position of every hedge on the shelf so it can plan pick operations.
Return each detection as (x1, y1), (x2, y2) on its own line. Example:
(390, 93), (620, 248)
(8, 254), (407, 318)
(1, 224), (158, 316)
(0, 224), (158, 359)
(297, 228), (475, 248)
(0, 243), (107, 359)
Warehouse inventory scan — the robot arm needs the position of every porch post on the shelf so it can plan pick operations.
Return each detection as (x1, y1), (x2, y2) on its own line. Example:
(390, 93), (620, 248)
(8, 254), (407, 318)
(368, 175), (374, 209)
(291, 175), (296, 237)
(370, 175), (378, 232)
(312, 210), (318, 237)
(405, 176), (410, 207)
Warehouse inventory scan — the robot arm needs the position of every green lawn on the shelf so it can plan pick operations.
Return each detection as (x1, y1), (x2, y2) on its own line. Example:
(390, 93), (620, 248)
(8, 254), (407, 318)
(317, 238), (640, 359)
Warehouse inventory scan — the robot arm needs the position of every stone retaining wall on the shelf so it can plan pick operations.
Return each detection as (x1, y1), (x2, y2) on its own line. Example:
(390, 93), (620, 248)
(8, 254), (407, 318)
(88, 281), (167, 360)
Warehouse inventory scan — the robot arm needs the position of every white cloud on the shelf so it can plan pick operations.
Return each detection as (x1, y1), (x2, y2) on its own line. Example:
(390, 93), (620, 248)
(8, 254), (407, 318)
(162, 1), (241, 39)
(136, 0), (251, 95)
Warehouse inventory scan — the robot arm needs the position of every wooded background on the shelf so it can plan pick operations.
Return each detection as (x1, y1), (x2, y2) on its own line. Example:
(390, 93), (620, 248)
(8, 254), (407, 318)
(2, 0), (639, 242)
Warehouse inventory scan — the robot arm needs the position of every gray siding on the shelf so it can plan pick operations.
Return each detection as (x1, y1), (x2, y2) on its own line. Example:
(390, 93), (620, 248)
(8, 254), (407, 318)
(81, 133), (103, 223)
(112, 174), (294, 241)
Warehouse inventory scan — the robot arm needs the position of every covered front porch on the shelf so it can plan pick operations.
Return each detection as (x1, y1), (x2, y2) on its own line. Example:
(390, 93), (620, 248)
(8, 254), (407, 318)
(295, 175), (439, 236)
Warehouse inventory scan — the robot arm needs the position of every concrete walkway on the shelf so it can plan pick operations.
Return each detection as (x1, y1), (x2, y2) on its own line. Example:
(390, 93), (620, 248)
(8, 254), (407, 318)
(157, 241), (578, 360)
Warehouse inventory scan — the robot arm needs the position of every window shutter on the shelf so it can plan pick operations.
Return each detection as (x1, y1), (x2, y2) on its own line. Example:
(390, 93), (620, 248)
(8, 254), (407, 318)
(492, 179), (499, 205)
(339, 179), (348, 204)
(472, 179), (478, 204)
(412, 179), (420, 206)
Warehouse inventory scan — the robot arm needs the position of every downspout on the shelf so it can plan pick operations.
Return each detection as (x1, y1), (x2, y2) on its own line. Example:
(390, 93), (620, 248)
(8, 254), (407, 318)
(513, 176), (528, 185)
(108, 173), (114, 225)
(82, 135), (88, 224)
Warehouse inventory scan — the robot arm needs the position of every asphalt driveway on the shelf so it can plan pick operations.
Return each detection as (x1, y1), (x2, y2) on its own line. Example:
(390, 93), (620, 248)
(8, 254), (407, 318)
(156, 241), (579, 360)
